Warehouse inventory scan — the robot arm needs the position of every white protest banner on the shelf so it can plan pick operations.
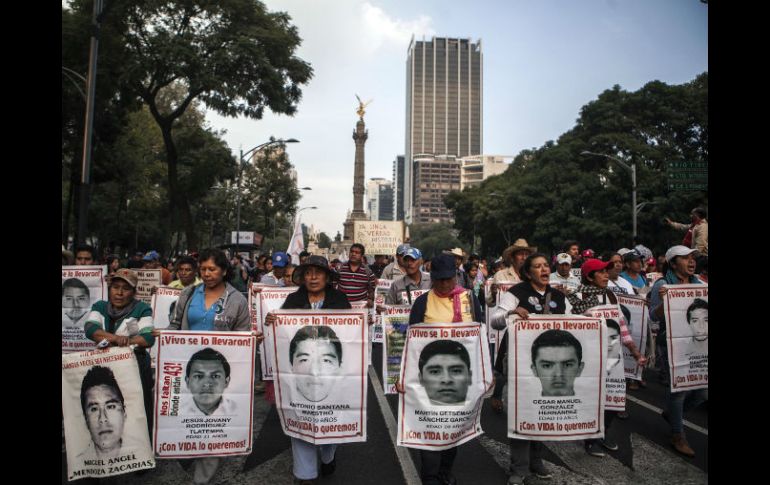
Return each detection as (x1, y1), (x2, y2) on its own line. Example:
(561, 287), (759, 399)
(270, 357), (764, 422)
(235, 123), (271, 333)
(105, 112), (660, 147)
(508, 316), (605, 441)
(251, 285), (298, 380)
(663, 284), (708, 392)
(616, 294), (648, 381)
(571, 268), (582, 279)
(62, 347), (155, 480)
(150, 286), (182, 368)
(397, 322), (493, 450)
(382, 305), (412, 394)
(135, 269), (162, 305)
(153, 331), (256, 458)
(585, 305), (626, 412)
(353, 220), (405, 256)
(62, 265), (108, 353)
(399, 288), (429, 304)
(490, 283), (515, 359)
(372, 279), (393, 344)
(273, 310), (368, 444)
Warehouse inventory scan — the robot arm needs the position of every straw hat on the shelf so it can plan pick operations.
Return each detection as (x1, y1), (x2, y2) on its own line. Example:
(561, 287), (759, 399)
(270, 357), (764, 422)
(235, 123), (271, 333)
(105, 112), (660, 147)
(502, 239), (537, 262)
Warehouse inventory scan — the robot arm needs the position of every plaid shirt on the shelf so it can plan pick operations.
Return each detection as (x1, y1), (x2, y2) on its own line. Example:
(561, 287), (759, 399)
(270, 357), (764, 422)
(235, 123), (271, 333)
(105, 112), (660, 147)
(569, 285), (633, 345)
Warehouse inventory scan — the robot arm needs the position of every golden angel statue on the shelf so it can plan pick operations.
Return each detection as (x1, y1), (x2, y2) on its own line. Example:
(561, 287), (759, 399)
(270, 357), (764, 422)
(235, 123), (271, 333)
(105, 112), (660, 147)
(355, 94), (373, 120)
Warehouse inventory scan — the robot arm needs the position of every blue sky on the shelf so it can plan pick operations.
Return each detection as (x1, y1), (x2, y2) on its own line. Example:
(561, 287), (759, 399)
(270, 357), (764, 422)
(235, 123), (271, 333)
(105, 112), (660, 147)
(205, 0), (708, 238)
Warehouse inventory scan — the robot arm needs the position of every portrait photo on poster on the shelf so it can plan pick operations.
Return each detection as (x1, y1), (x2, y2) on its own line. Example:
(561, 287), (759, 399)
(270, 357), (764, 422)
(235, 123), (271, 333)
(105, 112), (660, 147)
(664, 285), (708, 391)
(62, 348), (155, 480)
(181, 347), (237, 416)
(417, 339), (473, 406)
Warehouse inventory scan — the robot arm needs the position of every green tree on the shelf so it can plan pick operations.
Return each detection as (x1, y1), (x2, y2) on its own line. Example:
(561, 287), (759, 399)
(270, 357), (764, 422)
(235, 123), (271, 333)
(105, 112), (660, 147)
(95, 0), (312, 250)
(407, 223), (463, 260)
(317, 232), (333, 249)
(448, 74), (708, 257)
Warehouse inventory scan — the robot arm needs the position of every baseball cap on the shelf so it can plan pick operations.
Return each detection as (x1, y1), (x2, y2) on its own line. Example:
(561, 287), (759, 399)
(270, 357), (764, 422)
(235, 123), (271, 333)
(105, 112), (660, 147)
(580, 258), (612, 276)
(617, 248), (632, 256)
(143, 250), (160, 261)
(396, 244), (411, 256)
(581, 249), (595, 258)
(622, 250), (642, 263)
(646, 257), (656, 266)
(111, 268), (138, 289)
(665, 245), (697, 263)
(430, 254), (457, 280)
(556, 253), (572, 265)
(403, 248), (422, 260)
(272, 251), (289, 268)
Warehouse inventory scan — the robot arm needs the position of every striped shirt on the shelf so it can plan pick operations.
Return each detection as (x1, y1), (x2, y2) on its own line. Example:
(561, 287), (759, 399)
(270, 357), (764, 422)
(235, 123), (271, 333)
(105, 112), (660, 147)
(336, 262), (376, 302)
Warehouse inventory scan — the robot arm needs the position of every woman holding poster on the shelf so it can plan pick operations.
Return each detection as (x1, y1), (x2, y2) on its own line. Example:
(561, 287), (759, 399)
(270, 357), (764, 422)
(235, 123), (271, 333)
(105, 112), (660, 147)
(489, 253), (566, 484)
(157, 248), (257, 485)
(396, 253), (483, 485)
(265, 255), (351, 485)
(567, 259), (646, 459)
(648, 245), (706, 458)
(83, 269), (155, 435)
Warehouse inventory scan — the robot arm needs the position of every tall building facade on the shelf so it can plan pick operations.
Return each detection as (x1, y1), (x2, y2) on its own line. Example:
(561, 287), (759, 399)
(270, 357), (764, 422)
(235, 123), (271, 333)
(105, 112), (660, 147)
(405, 36), (483, 223)
(392, 155), (405, 221)
(412, 154), (462, 223)
(366, 178), (393, 221)
(460, 155), (512, 189)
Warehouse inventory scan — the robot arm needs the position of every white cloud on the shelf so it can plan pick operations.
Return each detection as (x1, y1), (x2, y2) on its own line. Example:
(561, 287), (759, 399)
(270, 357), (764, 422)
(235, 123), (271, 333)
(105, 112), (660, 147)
(360, 2), (435, 53)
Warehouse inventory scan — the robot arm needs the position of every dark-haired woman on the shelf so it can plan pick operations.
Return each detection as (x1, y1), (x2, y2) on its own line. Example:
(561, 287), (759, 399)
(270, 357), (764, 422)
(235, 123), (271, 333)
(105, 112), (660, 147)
(490, 253), (565, 484)
(264, 255), (351, 485)
(156, 248), (259, 485)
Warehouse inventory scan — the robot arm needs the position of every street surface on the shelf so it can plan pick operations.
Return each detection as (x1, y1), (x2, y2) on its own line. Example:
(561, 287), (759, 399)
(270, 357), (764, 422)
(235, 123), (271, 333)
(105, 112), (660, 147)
(62, 343), (707, 484)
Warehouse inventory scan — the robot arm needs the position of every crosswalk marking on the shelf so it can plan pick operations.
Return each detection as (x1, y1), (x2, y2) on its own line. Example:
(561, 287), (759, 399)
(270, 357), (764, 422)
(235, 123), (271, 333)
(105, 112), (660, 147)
(368, 365), (422, 485)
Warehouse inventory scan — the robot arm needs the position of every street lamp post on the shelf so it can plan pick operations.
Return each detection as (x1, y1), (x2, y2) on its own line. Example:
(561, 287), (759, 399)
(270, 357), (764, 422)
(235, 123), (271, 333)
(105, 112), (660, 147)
(581, 151), (637, 240)
(236, 137), (299, 255)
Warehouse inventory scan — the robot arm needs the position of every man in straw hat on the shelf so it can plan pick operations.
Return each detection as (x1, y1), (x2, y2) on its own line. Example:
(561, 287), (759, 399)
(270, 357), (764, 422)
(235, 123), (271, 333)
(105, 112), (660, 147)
(446, 247), (472, 289)
(492, 239), (537, 287)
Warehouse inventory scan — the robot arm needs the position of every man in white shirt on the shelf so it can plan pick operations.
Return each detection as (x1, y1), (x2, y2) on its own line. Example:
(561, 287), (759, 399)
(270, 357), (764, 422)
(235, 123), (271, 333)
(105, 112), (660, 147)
(549, 253), (581, 294)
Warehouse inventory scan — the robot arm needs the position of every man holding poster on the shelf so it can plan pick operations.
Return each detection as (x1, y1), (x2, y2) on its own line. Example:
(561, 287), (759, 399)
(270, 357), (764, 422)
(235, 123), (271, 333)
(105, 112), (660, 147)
(649, 245), (706, 458)
(395, 254), (488, 485)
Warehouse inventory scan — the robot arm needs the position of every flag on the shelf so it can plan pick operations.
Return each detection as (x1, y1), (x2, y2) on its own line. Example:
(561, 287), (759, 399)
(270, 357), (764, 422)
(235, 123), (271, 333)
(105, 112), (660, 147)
(287, 216), (304, 265)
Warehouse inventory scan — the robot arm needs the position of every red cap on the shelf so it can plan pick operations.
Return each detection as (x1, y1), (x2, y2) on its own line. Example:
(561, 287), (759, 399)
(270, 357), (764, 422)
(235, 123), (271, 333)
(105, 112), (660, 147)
(581, 249), (595, 258)
(581, 258), (612, 276)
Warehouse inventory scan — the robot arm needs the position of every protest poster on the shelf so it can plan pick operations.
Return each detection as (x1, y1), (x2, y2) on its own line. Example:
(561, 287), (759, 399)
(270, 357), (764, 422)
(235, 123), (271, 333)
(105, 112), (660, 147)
(62, 347), (155, 480)
(488, 283), (515, 359)
(382, 305), (412, 394)
(62, 265), (108, 353)
(508, 315), (605, 441)
(616, 294), (649, 381)
(584, 305), (626, 412)
(251, 285), (298, 380)
(645, 272), (663, 285)
(399, 288), (429, 304)
(153, 331), (256, 458)
(371, 279), (393, 344)
(663, 284), (708, 392)
(135, 269), (162, 305)
(150, 286), (182, 368)
(571, 268), (582, 279)
(397, 322), (493, 450)
(273, 310), (368, 444)
(352, 220), (405, 256)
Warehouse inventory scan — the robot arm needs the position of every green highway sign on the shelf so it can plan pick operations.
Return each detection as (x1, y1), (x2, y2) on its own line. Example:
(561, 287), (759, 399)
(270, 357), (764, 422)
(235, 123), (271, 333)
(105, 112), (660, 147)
(666, 161), (708, 171)
(668, 182), (708, 191)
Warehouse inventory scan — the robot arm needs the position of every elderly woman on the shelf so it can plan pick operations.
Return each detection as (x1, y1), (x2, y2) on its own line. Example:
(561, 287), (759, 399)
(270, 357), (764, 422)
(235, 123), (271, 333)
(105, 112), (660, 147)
(396, 253), (482, 485)
(489, 253), (566, 484)
(157, 248), (259, 485)
(264, 255), (351, 485)
(567, 259), (646, 459)
(83, 269), (155, 434)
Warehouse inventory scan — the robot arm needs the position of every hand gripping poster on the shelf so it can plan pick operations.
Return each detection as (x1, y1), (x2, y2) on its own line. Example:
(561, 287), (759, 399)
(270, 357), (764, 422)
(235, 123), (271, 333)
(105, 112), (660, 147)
(616, 294), (649, 381)
(397, 322), (493, 450)
(663, 284), (708, 392)
(153, 331), (256, 458)
(62, 347), (155, 481)
(251, 285), (298, 380)
(382, 305), (412, 394)
(584, 305), (626, 412)
(273, 310), (368, 444)
(62, 265), (108, 353)
(507, 315), (605, 441)
(135, 269), (162, 305)
(150, 286), (182, 368)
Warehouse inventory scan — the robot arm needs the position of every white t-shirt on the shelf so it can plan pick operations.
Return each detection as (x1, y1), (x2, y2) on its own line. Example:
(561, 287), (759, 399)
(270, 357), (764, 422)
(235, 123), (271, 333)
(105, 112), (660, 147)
(608, 277), (635, 295)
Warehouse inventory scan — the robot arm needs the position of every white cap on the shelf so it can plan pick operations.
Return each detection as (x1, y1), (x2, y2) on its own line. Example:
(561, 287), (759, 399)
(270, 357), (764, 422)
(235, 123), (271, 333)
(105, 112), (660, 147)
(617, 248), (632, 256)
(556, 253), (572, 265)
(665, 245), (697, 263)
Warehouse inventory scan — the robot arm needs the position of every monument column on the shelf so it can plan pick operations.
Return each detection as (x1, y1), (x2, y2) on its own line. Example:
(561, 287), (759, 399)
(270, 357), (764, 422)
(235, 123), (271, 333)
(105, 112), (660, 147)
(343, 96), (372, 242)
